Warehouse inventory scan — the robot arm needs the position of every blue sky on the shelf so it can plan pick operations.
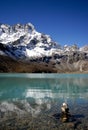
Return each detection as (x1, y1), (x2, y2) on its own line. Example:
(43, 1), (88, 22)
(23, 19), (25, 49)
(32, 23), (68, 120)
(0, 0), (88, 47)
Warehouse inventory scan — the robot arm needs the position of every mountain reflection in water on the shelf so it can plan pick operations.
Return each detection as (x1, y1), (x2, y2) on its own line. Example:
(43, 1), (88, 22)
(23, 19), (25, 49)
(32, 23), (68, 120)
(0, 74), (88, 117)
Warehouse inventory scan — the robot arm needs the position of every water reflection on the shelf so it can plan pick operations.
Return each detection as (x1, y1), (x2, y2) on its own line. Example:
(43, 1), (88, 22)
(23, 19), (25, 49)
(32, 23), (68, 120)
(0, 74), (88, 130)
(0, 75), (88, 101)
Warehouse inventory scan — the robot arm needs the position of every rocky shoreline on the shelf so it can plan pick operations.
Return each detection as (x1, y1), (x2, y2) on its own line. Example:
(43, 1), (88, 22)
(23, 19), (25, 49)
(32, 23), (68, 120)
(0, 53), (88, 73)
(0, 102), (88, 130)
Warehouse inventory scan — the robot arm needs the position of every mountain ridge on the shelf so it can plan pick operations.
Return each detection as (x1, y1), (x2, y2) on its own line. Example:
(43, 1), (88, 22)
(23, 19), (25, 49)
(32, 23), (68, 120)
(0, 23), (88, 73)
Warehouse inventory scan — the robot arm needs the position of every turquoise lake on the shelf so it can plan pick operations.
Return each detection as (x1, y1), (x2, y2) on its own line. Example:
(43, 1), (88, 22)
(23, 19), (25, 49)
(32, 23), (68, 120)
(0, 73), (88, 130)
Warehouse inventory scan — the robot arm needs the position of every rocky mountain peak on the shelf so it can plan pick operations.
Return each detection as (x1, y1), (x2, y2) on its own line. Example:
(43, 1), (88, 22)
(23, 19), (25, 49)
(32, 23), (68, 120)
(0, 23), (88, 73)
(0, 23), (59, 60)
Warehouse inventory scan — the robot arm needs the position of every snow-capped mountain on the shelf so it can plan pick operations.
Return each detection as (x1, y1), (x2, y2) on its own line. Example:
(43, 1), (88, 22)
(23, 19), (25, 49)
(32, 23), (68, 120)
(79, 45), (88, 53)
(0, 23), (88, 73)
(0, 23), (62, 60)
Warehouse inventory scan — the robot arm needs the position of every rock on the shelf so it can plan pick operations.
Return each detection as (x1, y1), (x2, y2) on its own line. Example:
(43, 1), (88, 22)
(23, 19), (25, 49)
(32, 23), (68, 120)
(60, 103), (71, 123)
(66, 122), (75, 128)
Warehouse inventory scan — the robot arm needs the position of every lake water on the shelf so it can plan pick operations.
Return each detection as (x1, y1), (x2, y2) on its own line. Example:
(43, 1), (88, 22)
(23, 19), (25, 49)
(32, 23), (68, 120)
(0, 74), (88, 130)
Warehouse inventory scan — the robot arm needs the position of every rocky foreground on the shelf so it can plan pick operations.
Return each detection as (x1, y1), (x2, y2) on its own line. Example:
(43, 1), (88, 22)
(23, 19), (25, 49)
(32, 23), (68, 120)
(0, 101), (88, 130)
(0, 23), (88, 73)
